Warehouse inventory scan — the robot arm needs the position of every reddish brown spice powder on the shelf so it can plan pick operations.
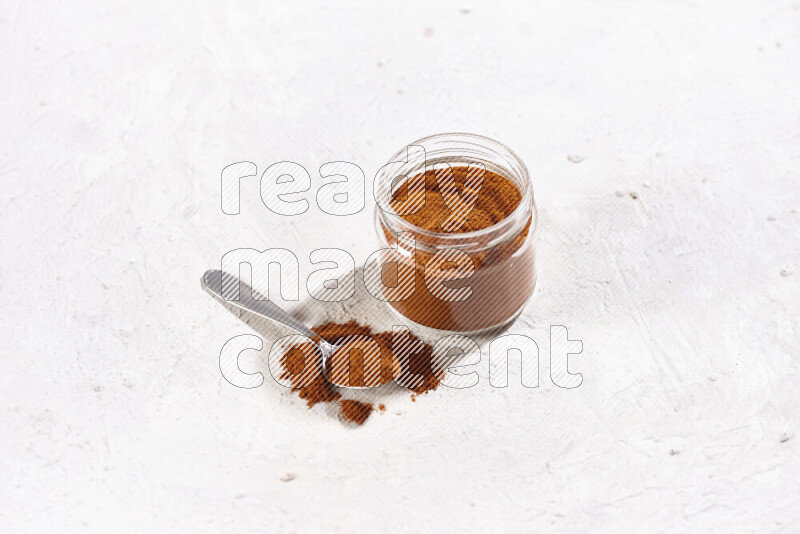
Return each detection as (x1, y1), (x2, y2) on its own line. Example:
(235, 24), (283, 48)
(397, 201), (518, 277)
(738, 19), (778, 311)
(280, 342), (340, 408)
(325, 333), (401, 388)
(279, 320), (442, 425)
(391, 166), (523, 233)
(340, 400), (373, 425)
(381, 166), (535, 331)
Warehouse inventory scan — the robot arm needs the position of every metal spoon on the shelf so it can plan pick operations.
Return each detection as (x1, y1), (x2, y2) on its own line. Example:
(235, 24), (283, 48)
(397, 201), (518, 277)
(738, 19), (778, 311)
(202, 269), (372, 389)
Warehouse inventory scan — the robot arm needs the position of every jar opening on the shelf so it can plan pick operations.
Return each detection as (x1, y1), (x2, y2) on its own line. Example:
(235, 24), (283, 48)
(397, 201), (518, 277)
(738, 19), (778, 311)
(375, 133), (536, 251)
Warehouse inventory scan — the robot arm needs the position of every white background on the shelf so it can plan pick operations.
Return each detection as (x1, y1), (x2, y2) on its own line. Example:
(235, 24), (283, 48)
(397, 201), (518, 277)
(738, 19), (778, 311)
(1, 0), (799, 532)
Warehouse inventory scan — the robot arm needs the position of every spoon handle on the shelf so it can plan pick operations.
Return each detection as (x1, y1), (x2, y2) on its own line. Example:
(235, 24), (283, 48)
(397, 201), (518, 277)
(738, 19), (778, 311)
(202, 270), (319, 340)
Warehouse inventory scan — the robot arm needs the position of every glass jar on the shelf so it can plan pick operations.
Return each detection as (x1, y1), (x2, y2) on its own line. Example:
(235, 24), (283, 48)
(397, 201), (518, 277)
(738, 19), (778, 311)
(372, 133), (537, 333)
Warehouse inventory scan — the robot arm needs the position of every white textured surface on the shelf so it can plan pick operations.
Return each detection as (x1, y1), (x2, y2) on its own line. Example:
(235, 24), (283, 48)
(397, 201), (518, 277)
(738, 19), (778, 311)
(1, 1), (799, 532)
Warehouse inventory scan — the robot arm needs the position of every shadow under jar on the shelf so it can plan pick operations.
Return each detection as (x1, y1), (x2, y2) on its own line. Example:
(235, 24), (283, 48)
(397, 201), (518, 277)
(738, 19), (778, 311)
(373, 133), (538, 333)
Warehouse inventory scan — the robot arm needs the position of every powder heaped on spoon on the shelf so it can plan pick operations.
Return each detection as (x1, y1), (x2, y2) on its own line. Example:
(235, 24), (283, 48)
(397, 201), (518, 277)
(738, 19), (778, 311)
(279, 320), (443, 425)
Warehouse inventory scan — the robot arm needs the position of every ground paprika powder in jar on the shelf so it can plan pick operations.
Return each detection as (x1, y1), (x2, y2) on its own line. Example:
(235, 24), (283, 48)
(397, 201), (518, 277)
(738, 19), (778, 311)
(372, 133), (537, 332)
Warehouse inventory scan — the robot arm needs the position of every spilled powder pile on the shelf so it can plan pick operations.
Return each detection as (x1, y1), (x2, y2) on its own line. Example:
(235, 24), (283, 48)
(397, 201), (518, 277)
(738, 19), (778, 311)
(279, 320), (442, 425)
(340, 400), (373, 425)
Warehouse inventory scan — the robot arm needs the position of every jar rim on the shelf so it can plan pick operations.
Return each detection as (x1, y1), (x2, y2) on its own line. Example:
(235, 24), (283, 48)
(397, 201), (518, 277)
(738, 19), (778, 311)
(375, 132), (537, 248)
